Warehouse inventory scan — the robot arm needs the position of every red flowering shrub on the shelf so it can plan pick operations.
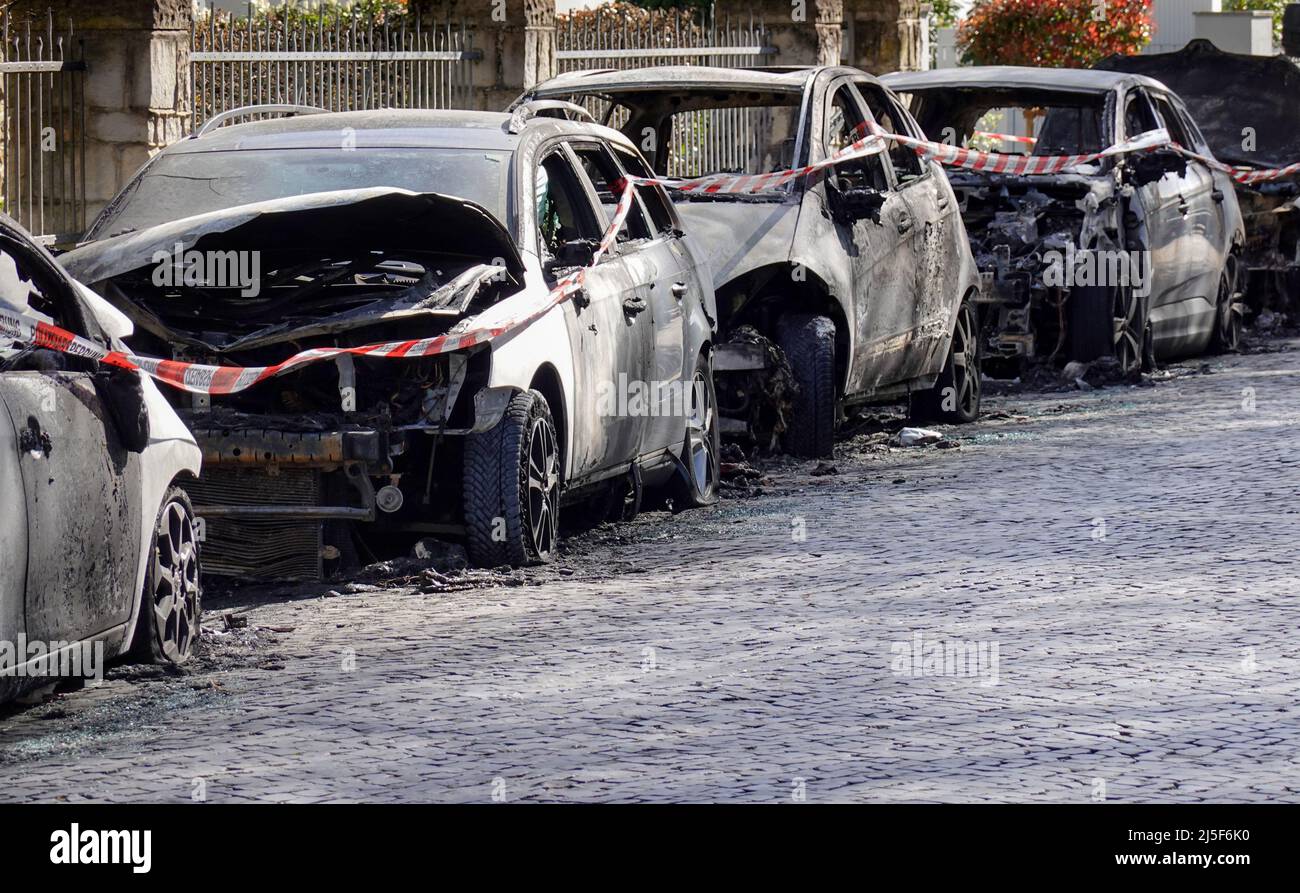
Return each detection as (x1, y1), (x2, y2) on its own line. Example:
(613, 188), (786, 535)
(958, 0), (1153, 68)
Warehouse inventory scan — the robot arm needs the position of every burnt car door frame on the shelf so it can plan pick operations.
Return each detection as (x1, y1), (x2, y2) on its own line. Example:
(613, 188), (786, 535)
(864, 79), (967, 384)
(812, 74), (920, 399)
(569, 137), (692, 458)
(0, 230), (143, 647)
(532, 138), (654, 488)
(1146, 87), (1227, 352)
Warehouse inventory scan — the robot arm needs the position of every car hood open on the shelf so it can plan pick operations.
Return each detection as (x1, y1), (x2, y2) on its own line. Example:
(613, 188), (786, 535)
(63, 187), (525, 287)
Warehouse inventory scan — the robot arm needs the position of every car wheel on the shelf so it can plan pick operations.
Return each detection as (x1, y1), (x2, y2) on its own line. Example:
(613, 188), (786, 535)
(776, 314), (836, 458)
(134, 486), (201, 665)
(1210, 261), (1242, 353)
(671, 350), (720, 509)
(463, 389), (560, 568)
(912, 298), (981, 424)
(1111, 285), (1144, 375)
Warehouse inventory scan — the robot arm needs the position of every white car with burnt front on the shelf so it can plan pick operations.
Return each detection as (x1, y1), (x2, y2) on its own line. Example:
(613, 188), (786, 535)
(0, 214), (202, 703)
(62, 105), (719, 579)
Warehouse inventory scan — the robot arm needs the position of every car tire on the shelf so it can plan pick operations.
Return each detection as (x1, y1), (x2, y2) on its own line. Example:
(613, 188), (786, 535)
(911, 298), (981, 424)
(1071, 283), (1143, 374)
(671, 349), (720, 509)
(776, 314), (836, 458)
(132, 486), (201, 666)
(1210, 261), (1242, 354)
(463, 389), (560, 568)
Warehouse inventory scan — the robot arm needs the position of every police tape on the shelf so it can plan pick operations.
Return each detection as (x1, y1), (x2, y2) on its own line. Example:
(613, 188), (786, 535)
(2, 122), (1297, 395)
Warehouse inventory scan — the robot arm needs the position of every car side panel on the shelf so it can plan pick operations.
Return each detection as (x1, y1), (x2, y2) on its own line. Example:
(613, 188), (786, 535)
(0, 393), (28, 682)
(0, 371), (142, 645)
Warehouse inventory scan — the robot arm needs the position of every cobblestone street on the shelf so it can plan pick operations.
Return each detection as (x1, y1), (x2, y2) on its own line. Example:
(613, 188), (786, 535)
(2, 341), (1297, 804)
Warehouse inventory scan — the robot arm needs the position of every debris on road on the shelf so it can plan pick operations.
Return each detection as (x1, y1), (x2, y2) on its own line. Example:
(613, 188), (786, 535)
(896, 427), (944, 447)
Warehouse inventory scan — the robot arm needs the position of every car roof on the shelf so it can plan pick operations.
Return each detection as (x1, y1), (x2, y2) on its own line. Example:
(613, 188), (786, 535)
(527, 65), (871, 96)
(881, 66), (1168, 94)
(168, 107), (635, 154)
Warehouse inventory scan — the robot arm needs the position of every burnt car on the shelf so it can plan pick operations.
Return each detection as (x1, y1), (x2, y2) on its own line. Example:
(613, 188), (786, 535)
(518, 66), (984, 458)
(61, 105), (718, 579)
(1097, 40), (1300, 317)
(882, 67), (1247, 371)
(1, 213), (202, 702)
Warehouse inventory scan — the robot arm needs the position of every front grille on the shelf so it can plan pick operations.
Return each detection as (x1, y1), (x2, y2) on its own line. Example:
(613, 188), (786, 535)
(187, 468), (324, 581)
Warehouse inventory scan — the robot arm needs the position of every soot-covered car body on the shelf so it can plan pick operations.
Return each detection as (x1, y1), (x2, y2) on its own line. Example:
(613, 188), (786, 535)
(883, 67), (1246, 371)
(519, 66), (984, 458)
(0, 214), (201, 702)
(62, 107), (718, 580)
(1096, 40), (1300, 317)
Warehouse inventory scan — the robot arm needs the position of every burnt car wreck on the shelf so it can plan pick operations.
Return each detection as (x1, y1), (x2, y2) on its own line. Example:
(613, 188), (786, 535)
(883, 68), (1246, 372)
(521, 67), (984, 458)
(1097, 40), (1300, 318)
(64, 107), (719, 580)
(65, 190), (515, 579)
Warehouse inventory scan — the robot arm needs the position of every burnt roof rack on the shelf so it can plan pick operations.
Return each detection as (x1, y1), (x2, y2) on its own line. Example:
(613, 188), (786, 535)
(507, 100), (594, 134)
(193, 104), (330, 138)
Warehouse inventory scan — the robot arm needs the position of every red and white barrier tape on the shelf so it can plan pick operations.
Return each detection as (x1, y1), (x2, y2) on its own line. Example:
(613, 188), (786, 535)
(3, 121), (1298, 395)
(972, 130), (1038, 146)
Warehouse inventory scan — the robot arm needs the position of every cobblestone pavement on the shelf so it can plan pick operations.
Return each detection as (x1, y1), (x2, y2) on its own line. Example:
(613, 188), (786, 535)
(2, 341), (1298, 803)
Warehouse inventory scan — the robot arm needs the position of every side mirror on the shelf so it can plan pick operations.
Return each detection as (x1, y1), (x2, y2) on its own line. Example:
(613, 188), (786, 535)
(831, 186), (887, 224)
(95, 366), (149, 453)
(1130, 148), (1187, 186)
(554, 238), (598, 268)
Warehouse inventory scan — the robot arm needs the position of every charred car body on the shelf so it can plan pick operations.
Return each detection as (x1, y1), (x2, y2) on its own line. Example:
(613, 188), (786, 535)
(883, 67), (1246, 371)
(62, 106), (719, 580)
(519, 66), (984, 458)
(1, 214), (202, 701)
(1097, 40), (1300, 316)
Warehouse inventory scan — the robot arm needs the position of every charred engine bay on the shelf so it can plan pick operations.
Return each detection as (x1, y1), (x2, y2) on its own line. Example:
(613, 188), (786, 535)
(951, 172), (1101, 365)
(104, 247), (510, 419)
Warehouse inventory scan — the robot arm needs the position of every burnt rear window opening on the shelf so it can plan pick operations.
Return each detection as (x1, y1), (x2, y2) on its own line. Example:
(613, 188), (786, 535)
(900, 87), (1110, 158)
(556, 89), (805, 182)
(89, 147), (513, 240)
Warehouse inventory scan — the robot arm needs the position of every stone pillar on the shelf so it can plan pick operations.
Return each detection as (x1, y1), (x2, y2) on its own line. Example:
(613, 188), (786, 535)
(841, 0), (926, 74)
(11, 0), (190, 221)
(714, 0), (841, 66)
(413, 0), (556, 110)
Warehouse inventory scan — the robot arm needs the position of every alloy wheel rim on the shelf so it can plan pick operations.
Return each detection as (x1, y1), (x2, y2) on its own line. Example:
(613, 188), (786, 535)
(1218, 271), (1241, 351)
(686, 369), (718, 497)
(526, 416), (559, 559)
(951, 304), (980, 416)
(153, 500), (199, 663)
(1112, 286), (1141, 374)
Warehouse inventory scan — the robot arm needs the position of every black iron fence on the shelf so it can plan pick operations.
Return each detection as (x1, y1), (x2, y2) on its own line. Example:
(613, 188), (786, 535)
(190, 7), (480, 129)
(1, 10), (85, 242)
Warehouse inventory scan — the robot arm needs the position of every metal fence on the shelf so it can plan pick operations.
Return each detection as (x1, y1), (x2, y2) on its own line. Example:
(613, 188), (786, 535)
(556, 6), (777, 178)
(191, 8), (481, 129)
(0, 11), (85, 242)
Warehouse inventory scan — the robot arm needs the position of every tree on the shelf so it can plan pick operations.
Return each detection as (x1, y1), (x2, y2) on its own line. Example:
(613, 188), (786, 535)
(958, 0), (1153, 68)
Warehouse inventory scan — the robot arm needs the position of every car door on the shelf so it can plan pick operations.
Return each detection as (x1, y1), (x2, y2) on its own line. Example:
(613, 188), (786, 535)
(1123, 87), (1186, 330)
(0, 231), (142, 648)
(819, 78), (918, 396)
(570, 140), (684, 455)
(865, 81), (964, 381)
(1149, 90), (1224, 348)
(0, 388), (27, 682)
(538, 143), (653, 484)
